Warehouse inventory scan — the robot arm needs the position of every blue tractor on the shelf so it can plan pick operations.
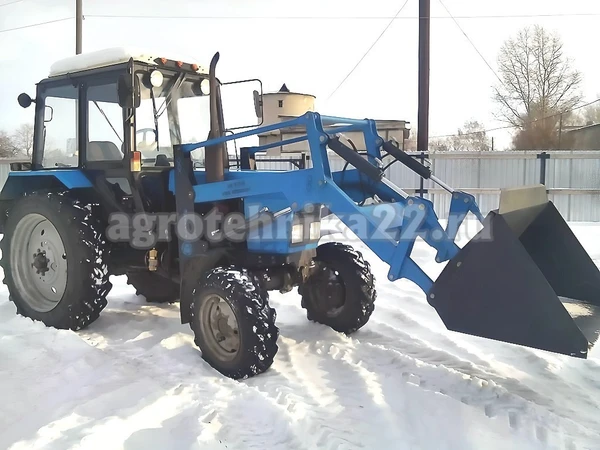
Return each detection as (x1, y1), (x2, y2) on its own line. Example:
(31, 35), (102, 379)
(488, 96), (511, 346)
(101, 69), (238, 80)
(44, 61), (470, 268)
(2, 48), (599, 379)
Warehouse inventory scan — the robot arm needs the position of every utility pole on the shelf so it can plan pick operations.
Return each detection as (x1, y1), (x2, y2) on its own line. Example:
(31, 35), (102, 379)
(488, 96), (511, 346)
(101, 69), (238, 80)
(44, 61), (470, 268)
(417, 0), (430, 153)
(76, 0), (83, 54)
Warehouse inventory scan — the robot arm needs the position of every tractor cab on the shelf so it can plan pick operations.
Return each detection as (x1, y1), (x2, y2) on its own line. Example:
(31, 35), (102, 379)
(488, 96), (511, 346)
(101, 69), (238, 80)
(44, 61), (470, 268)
(16, 47), (260, 214)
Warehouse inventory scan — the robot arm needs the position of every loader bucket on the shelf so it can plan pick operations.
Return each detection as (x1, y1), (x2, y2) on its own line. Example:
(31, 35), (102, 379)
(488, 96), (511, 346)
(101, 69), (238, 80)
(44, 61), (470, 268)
(429, 185), (600, 358)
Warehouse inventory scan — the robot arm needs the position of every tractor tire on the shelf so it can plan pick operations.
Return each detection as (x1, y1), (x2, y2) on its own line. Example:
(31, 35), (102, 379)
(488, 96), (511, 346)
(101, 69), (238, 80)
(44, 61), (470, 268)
(0, 191), (112, 330)
(189, 266), (279, 379)
(127, 272), (179, 304)
(299, 242), (376, 334)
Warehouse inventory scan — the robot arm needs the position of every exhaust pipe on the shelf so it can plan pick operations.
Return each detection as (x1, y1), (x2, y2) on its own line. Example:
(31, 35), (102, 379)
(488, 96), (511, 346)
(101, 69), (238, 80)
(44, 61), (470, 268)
(205, 52), (227, 183)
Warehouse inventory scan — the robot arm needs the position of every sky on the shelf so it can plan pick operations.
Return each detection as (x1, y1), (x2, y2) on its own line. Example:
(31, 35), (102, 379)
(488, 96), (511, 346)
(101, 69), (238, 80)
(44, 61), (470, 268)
(1, 0), (599, 150)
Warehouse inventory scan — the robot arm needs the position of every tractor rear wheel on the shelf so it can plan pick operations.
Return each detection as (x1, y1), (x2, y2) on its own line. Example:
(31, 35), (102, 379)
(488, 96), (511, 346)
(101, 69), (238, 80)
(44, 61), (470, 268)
(0, 191), (112, 330)
(299, 242), (376, 334)
(126, 272), (179, 304)
(189, 266), (279, 379)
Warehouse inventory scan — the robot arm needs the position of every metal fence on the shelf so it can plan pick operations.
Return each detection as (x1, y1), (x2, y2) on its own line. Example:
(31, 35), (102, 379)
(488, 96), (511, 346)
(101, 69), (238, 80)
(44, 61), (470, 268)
(0, 151), (597, 222)
(253, 150), (600, 222)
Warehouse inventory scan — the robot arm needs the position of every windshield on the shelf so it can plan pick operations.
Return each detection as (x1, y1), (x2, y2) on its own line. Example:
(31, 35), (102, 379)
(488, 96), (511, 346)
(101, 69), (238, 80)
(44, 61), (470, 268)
(135, 70), (210, 166)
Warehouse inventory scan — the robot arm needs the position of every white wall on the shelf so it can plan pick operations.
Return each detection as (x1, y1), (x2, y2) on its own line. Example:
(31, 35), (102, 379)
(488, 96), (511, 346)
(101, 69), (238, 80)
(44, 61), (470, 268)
(262, 93), (315, 126)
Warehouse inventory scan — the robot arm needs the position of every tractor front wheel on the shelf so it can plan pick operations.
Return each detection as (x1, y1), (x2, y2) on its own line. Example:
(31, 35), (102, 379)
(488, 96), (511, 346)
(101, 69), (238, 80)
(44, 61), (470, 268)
(299, 242), (376, 334)
(0, 191), (112, 330)
(189, 266), (279, 379)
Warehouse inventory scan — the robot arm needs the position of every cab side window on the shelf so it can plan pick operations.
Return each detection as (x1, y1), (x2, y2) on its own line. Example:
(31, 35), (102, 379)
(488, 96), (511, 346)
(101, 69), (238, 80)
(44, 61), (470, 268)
(41, 84), (79, 168)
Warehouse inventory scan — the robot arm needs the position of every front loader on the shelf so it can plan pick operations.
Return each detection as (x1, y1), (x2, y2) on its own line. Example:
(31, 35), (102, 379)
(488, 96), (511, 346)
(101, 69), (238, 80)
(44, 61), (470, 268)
(1, 48), (599, 381)
(177, 107), (600, 361)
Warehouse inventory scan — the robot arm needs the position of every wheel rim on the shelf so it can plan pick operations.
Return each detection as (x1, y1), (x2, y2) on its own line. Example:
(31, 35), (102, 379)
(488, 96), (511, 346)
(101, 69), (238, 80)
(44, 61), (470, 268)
(199, 294), (240, 362)
(10, 213), (68, 312)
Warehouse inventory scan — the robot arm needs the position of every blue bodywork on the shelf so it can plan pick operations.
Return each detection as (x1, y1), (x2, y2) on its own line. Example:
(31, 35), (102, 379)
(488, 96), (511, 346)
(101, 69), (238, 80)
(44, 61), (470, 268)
(1, 112), (484, 298)
(173, 112), (485, 297)
(1, 169), (93, 199)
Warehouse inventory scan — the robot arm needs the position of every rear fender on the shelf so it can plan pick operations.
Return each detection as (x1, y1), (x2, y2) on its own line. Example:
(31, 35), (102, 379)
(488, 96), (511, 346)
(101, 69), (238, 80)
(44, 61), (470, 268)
(0, 171), (94, 232)
(1, 170), (93, 200)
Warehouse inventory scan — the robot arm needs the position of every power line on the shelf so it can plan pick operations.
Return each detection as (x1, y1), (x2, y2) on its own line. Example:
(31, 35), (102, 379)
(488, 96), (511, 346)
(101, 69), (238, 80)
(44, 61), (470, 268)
(436, 0), (518, 136)
(84, 12), (600, 20)
(0, 0), (25, 7)
(429, 98), (600, 139)
(437, 0), (504, 87)
(0, 17), (72, 34)
(324, 0), (411, 101)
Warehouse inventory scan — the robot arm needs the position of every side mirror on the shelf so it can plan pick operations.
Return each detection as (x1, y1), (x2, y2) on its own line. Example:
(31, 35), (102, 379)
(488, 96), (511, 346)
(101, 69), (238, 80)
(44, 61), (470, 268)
(18, 93), (34, 109)
(253, 90), (263, 118)
(220, 79), (264, 131)
(117, 74), (141, 109)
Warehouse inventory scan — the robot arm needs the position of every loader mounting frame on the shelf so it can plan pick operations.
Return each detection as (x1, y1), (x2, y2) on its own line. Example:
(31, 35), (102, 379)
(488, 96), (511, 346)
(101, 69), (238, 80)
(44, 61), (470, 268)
(172, 111), (483, 316)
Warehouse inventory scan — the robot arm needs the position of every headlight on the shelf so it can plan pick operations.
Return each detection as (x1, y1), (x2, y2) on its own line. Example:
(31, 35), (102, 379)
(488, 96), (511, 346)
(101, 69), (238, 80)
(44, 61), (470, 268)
(200, 78), (210, 95)
(291, 223), (304, 243)
(309, 221), (321, 240)
(150, 70), (164, 88)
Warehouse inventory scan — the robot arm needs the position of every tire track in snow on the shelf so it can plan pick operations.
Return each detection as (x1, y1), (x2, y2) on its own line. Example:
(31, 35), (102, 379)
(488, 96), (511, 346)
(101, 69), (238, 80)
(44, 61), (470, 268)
(270, 292), (600, 449)
(268, 295), (598, 448)
(362, 315), (600, 433)
(7, 275), (596, 450)
(285, 276), (600, 438)
(244, 336), (375, 450)
(280, 290), (600, 436)
(78, 303), (309, 450)
(365, 297), (600, 432)
(278, 326), (599, 450)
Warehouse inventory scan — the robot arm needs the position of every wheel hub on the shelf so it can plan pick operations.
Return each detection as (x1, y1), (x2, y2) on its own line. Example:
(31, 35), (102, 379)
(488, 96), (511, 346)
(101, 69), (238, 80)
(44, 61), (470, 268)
(199, 295), (241, 362)
(32, 251), (50, 275)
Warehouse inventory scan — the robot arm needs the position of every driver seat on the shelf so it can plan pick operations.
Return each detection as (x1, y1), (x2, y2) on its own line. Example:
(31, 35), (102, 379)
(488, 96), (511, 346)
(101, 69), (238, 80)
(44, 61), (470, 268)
(155, 154), (170, 167)
(88, 141), (123, 161)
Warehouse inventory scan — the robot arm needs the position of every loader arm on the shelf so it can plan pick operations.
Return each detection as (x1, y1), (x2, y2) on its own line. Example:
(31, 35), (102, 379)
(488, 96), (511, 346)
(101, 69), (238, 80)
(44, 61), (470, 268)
(174, 112), (477, 293)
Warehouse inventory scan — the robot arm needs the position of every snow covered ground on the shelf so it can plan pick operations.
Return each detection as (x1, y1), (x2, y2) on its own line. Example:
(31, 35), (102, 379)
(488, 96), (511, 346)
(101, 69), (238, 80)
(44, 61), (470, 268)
(1, 219), (600, 450)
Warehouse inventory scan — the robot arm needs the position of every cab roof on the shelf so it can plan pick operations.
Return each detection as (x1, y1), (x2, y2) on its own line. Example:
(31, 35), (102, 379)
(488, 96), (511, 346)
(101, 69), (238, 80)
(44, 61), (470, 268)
(49, 47), (208, 77)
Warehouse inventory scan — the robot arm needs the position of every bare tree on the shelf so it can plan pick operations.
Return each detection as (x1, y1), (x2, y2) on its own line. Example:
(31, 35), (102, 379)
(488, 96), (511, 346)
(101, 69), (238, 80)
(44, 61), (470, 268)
(454, 120), (491, 151)
(429, 120), (491, 152)
(11, 123), (34, 156)
(0, 130), (17, 158)
(511, 118), (561, 150)
(571, 102), (600, 125)
(582, 104), (600, 124)
(429, 138), (450, 152)
(558, 100), (600, 134)
(494, 25), (582, 149)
